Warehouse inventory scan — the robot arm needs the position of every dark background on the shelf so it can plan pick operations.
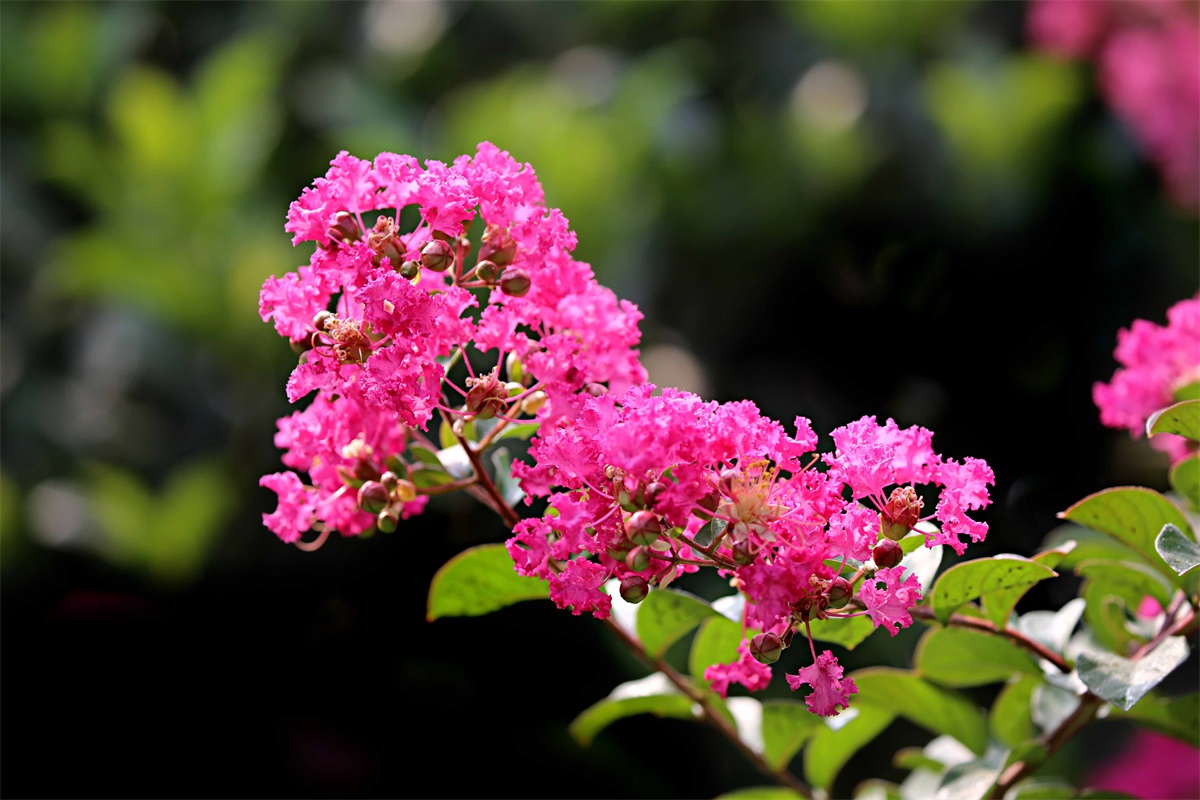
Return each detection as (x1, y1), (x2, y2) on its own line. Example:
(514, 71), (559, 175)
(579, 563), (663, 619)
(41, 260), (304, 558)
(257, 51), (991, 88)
(2, 1), (1197, 798)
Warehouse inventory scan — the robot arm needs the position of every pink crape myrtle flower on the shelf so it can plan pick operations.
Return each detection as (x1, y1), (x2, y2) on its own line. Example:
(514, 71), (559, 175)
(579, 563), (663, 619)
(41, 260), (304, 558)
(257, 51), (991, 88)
(259, 143), (646, 542)
(1027, 0), (1200, 211)
(786, 650), (859, 717)
(704, 640), (774, 698)
(1093, 294), (1200, 464)
(858, 566), (923, 636)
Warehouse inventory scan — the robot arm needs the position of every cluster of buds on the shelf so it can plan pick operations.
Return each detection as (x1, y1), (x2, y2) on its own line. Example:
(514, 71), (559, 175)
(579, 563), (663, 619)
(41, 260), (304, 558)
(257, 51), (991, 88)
(356, 468), (418, 533)
(312, 310), (374, 366)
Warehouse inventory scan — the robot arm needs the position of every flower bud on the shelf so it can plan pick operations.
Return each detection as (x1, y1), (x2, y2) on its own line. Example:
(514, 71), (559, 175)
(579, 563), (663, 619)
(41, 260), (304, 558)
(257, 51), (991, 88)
(499, 268), (531, 297)
(475, 259), (502, 283)
(357, 481), (389, 514)
(619, 575), (650, 604)
(731, 539), (756, 566)
(520, 390), (547, 415)
(750, 632), (784, 664)
(479, 223), (518, 267)
(378, 237), (404, 267)
(396, 260), (421, 280)
(584, 382), (608, 397)
(872, 539), (904, 569)
(290, 337), (314, 355)
(394, 479), (417, 503)
(626, 545), (651, 572)
(420, 239), (455, 272)
(625, 510), (661, 546)
(313, 310), (334, 332)
(506, 352), (527, 385)
(380, 471), (400, 493)
(827, 577), (854, 609)
(643, 481), (666, 508)
(881, 486), (923, 540)
(328, 211), (362, 245)
(377, 506), (400, 534)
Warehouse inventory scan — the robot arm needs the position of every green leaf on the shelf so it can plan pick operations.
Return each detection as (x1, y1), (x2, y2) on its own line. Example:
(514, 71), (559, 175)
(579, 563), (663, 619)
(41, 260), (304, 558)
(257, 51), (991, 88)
(689, 615), (745, 681)
(636, 588), (719, 659)
(495, 421), (540, 442)
(803, 706), (896, 791)
(915, 627), (1040, 687)
(761, 700), (824, 771)
(490, 448), (524, 507)
(989, 675), (1041, 747)
(1075, 559), (1175, 609)
(893, 747), (946, 773)
(716, 788), (807, 800)
(1174, 381), (1200, 402)
(1109, 691), (1200, 748)
(1076, 636), (1190, 711)
(439, 416), (476, 449)
(852, 780), (902, 800)
(426, 543), (548, 621)
(568, 674), (698, 746)
(1060, 487), (1193, 586)
(1146, 399), (1200, 442)
(1169, 457), (1200, 510)
(982, 542), (1076, 628)
(931, 556), (1058, 625)
(693, 517), (728, 548)
(850, 668), (989, 753)
(1155, 524), (1200, 576)
(1003, 779), (1077, 799)
(1041, 525), (1143, 570)
(807, 614), (877, 650)
(410, 468), (454, 488)
(409, 445), (444, 467)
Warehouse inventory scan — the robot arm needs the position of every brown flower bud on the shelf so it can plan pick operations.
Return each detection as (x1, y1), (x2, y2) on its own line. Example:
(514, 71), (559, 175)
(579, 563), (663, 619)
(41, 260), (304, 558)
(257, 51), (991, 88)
(357, 481), (389, 514)
(750, 632), (784, 664)
(881, 486), (923, 540)
(872, 538), (904, 569)
(625, 510), (661, 546)
(313, 310), (334, 332)
(499, 268), (531, 297)
(328, 211), (362, 245)
(827, 577), (854, 609)
(479, 223), (517, 266)
(619, 575), (650, 604)
(643, 481), (666, 508)
(420, 239), (454, 272)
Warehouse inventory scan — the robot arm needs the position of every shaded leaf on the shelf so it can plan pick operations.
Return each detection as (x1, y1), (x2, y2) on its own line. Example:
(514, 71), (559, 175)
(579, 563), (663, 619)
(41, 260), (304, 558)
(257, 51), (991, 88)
(1060, 487), (1192, 587)
(761, 700), (824, 772)
(411, 468), (454, 488)
(803, 706), (896, 791)
(808, 614), (877, 650)
(1109, 691), (1200, 748)
(915, 627), (1040, 687)
(636, 588), (719, 659)
(1075, 559), (1175, 609)
(1003, 779), (1076, 799)
(495, 421), (540, 442)
(693, 517), (728, 548)
(1169, 457), (1200, 511)
(490, 448), (524, 507)
(716, 789), (807, 800)
(931, 557), (1057, 624)
(990, 675), (1041, 747)
(851, 668), (989, 753)
(1146, 399), (1200, 442)
(569, 675), (697, 746)
(689, 615), (746, 682)
(1155, 524), (1200, 576)
(426, 543), (548, 621)
(1076, 636), (1190, 711)
(409, 445), (444, 467)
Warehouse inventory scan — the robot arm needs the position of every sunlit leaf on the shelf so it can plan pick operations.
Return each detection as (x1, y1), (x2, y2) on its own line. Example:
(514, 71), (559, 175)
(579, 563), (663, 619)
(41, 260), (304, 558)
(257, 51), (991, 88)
(850, 668), (989, 753)
(982, 542), (1076, 628)
(689, 615), (745, 682)
(1146, 399), (1200, 442)
(1060, 487), (1192, 587)
(761, 700), (824, 772)
(803, 706), (896, 791)
(636, 588), (719, 659)
(426, 543), (548, 621)
(568, 673), (698, 746)
(1076, 636), (1190, 711)
(930, 556), (1057, 624)
(1155, 524), (1200, 576)
(989, 675), (1041, 747)
(808, 614), (877, 650)
(715, 788), (807, 800)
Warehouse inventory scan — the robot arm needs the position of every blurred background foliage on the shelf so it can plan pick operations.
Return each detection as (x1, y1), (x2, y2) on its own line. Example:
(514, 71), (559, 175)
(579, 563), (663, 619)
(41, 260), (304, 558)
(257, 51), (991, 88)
(2, 1), (1196, 798)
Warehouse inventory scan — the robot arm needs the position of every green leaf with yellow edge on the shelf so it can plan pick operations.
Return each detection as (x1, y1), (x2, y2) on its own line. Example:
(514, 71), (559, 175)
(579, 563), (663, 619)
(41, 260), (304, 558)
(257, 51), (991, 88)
(989, 675), (1041, 747)
(1146, 399), (1200, 442)
(1169, 457), (1200, 510)
(914, 627), (1040, 687)
(636, 587), (719, 659)
(689, 615), (746, 681)
(426, 543), (548, 621)
(568, 673), (698, 747)
(982, 542), (1075, 629)
(1059, 487), (1192, 587)
(931, 556), (1057, 625)
(1155, 524), (1200, 576)
(1175, 381), (1200, 402)
(1075, 559), (1175, 609)
(761, 700), (824, 772)
(850, 668), (989, 753)
(1109, 691), (1200, 748)
(803, 706), (896, 791)
(808, 614), (877, 650)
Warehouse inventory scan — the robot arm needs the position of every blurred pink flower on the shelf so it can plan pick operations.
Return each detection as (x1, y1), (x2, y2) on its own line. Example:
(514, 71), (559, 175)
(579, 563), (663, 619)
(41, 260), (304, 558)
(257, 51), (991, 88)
(1087, 729), (1200, 799)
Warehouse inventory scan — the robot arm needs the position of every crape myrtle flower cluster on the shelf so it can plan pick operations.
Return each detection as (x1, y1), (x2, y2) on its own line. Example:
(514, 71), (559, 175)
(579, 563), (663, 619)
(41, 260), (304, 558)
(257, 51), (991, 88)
(1027, 0), (1200, 211)
(260, 143), (995, 718)
(259, 143), (645, 542)
(507, 384), (993, 716)
(1093, 293), (1200, 464)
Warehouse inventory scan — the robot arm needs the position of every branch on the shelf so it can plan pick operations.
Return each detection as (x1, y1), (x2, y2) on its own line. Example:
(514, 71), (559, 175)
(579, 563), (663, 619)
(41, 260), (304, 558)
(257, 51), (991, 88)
(907, 605), (1072, 673)
(601, 616), (814, 799)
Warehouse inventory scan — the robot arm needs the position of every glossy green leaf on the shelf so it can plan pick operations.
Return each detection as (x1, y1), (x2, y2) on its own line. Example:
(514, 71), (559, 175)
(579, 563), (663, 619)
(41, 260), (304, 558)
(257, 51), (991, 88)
(1075, 559), (1175, 609)
(1155, 524), (1200, 576)
(495, 421), (540, 442)
(1174, 381), (1200, 402)
(989, 675), (1040, 747)
(715, 788), (807, 800)
(1076, 636), (1190, 711)
(426, 543), (548, 621)
(1059, 487), (1192, 586)
(761, 700), (824, 771)
(636, 588), (719, 659)
(688, 615), (746, 681)
(931, 556), (1057, 624)
(1146, 399), (1200, 442)
(915, 627), (1040, 687)
(693, 517), (728, 548)
(409, 445), (444, 467)
(410, 468), (454, 488)
(1109, 691), (1200, 748)
(982, 542), (1076, 628)
(569, 675), (698, 746)
(803, 706), (896, 791)
(851, 668), (989, 753)
(808, 614), (877, 650)
(1169, 457), (1200, 510)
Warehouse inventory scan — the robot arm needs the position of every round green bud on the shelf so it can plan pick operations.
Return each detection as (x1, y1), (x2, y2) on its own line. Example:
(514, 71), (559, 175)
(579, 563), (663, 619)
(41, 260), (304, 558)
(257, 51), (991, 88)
(625, 510), (661, 546)
(357, 481), (389, 514)
(420, 239), (454, 272)
(750, 632), (784, 664)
